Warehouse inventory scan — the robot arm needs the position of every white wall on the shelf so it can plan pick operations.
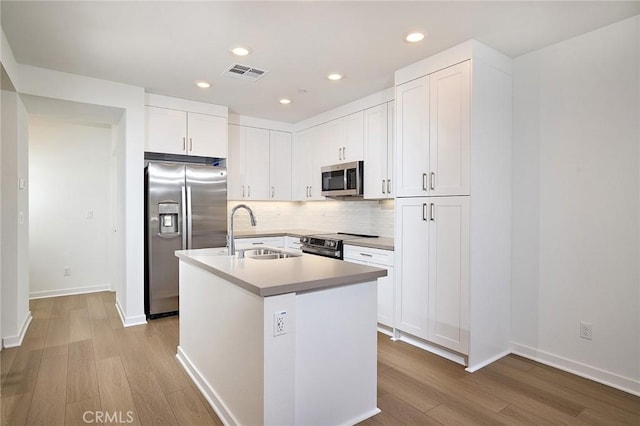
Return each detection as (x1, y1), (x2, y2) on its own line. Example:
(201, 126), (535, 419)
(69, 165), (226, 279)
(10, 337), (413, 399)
(511, 16), (640, 394)
(29, 118), (112, 297)
(1, 89), (31, 347)
(227, 200), (395, 238)
(1, 27), (146, 326)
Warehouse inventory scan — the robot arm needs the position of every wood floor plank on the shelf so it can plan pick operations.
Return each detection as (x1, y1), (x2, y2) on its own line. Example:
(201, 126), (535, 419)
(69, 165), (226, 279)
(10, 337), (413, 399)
(377, 392), (444, 425)
(166, 387), (217, 426)
(29, 298), (53, 319)
(530, 364), (640, 415)
(87, 294), (108, 320)
(128, 371), (179, 426)
(577, 407), (640, 426)
(43, 317), (70, 358)
(90, 319), (119, 361)
(1, 348), (43, 398)
(113, 327), (153, 379)
(66, 354), (100, 404)
(426, 402), (510, 426)
(68, 339), (95, 361)
(137, 332), (191, 394)
(377, 367), (441, 412)
(69, 308), (92, 342)
(95, 356), (140, 424)
(1, 392), (33, 425)
(65, 396), (101, 426)
(1, 346), (18, 388)
(20, 318), (49, 352)
(26, 353), (68, 425)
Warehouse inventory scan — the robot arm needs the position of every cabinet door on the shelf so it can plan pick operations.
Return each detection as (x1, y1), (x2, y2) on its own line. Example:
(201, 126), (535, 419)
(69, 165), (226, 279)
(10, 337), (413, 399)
(320, 118), (345, 165)
(395, 76), (429, 197)
(429, 61), (470, 196)
(244, 127), (270, 200)
(427, 196), (470, 354)
(395, 197), (429, 339)
(343, 111), (364, 162)
(187, 112), (228, 158)
(269, 131), (292, 200)
(378, 267), (395, 328)
(310, 135), (326, 200)
(227, 125), (245, 200)
(363, 103), (388, 199)
(145, 106), (187, 155)
(295, 128), (314, 200)
(386, 101), (394, 197)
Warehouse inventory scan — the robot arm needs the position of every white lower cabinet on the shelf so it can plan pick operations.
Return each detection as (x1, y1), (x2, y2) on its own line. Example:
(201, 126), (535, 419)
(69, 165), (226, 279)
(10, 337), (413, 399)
(395, 196), (469, 355)
(234, 236), (285, 250)
(344, 246), (394, 329)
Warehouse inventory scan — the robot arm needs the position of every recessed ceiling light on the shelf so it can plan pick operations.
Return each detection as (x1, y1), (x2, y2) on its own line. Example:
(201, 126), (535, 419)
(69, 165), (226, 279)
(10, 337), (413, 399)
(279, 98), (291, 105)
(196, 81), (211, 88)
(231, 46), (252, 56)
(328, 73), (343, 81)
(405, 32), (425, 43)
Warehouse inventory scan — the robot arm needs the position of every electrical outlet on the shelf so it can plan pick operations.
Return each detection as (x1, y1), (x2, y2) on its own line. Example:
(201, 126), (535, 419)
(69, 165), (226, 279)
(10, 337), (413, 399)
(274, 311), (287, 336)
(64, 266), (71, 276)
(580, 321), (592, 340)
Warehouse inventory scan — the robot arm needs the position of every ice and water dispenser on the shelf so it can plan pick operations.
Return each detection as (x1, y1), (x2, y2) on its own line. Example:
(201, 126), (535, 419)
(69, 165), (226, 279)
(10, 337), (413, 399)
(158, 202), (179, 235)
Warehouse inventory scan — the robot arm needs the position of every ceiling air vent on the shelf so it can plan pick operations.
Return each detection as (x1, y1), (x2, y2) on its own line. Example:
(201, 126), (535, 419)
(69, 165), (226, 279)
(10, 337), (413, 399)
(223, 64), (268, 82)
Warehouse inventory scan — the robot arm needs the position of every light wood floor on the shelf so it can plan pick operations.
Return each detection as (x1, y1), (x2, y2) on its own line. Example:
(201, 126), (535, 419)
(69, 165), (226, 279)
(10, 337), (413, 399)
(1, 293), (638, 425)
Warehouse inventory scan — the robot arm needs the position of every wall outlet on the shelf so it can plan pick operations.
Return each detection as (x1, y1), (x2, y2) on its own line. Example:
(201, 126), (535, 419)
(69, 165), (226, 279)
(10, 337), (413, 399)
(273, 311), (287, 336)
(64, 266), (71, 276)
(580, 321), (592, 340)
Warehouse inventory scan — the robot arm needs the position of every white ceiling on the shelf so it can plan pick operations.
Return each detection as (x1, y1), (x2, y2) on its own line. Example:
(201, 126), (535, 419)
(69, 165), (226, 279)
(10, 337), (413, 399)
(2, 1), (639, 123)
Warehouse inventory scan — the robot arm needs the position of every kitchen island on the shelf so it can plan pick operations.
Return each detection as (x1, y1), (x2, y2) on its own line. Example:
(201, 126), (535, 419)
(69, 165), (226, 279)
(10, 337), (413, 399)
(175, 247), (387, 426)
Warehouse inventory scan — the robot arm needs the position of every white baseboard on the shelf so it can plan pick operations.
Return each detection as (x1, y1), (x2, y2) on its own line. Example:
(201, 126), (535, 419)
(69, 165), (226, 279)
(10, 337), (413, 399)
(511, 342), (640, 397)
(340, 408), (381, 426)
(466, 349), (511, 373)
(29, 284), (111, 299)
(115, 297), (147, 328)
(3, 311), (33, 348)
(395, 331), (467, 366)
(176, 346), (240, 426)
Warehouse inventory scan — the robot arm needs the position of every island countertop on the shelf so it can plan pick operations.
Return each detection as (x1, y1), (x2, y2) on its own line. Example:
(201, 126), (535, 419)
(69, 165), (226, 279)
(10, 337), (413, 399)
(176, 248), (387, 297)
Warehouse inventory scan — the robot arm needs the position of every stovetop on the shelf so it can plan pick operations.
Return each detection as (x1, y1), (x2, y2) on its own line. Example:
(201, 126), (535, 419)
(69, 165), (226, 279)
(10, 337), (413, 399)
(306, 232), (378, 241)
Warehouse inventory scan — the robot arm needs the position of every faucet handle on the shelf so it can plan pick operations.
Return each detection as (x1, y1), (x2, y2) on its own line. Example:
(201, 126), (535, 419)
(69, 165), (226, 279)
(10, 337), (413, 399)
(237, 249), (245, 259)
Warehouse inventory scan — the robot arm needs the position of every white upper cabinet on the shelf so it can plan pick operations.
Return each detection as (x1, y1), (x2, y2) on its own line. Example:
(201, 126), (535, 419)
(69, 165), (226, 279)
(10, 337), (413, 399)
(317, 111), (364, 166)
(228, 125), (269, 200)
(395, 61), (471, 197)
(145, 106), (227, 158)
(294, 127), (324, 201)
(269, 130), (292, 200)
(429, 61), (471, 196)
(363, 102), (394, 199)
(229, 125), (292, 201)
(395, 76), (430, 197)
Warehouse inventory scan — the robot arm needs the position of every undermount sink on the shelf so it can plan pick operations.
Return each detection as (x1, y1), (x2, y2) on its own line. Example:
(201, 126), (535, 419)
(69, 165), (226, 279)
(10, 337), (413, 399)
(240, 248), (302, 260)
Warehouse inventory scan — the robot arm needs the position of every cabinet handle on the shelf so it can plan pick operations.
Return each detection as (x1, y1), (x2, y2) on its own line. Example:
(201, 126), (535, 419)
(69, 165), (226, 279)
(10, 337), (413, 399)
(338, 147), (342, 160)
(343, 146), (346, 159)
(360, 252), (373, 257)
(387, 179), (391, 194)
(182, 137), (186, 151)
(189, 138), (193, 152)
(422, 203), (427, 221)
(306, 186), (310, 197)
(422, 173), (428, 191)
(252, 242), (264, 245)
(271, 187), (275, 198)
(430, 172), (435, 190)
(248, 186), (251, 197)
(430, 203), (435, 221)
(242, 185), (245, 198)
(309, 186), (312, 197)
(382, 180), (386, 194)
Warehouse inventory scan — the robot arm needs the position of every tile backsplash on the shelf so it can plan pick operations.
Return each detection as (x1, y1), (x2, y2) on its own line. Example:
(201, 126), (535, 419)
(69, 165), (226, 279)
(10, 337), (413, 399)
(227, 199), (395, 237)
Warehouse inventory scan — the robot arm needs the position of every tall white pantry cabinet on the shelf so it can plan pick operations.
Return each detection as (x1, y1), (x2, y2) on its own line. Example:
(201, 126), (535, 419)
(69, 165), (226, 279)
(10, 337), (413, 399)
(394, 40), (513, 371)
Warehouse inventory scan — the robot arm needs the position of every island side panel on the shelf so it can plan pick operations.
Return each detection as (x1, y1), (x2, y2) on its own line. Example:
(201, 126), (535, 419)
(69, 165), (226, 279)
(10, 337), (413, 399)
(263, 293), (296, 425)
(177, 260), (265, 426)
(294, 280), (380, 425)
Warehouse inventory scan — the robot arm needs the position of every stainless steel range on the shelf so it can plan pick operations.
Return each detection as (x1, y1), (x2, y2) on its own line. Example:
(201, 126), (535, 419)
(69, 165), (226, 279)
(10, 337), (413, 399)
(300, 232), (377, 260)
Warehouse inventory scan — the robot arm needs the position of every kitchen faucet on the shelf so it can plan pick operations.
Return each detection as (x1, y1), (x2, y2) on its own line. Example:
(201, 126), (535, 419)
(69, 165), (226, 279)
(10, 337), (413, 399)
(228, 204), (257, 255)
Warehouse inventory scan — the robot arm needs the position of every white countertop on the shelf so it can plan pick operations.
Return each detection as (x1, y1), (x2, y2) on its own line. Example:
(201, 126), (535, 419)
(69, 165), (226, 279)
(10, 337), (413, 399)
(176, 247), (387, 297)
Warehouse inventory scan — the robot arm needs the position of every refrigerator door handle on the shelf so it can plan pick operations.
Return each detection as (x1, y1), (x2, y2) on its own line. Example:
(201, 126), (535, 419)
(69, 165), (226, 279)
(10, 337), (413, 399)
(186, 186), (193, 249)
(181, 186), (187, 249)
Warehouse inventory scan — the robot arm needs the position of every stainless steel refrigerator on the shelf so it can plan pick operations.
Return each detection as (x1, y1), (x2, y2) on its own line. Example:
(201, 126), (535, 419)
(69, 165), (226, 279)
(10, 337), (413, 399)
(144, 161), (227, 318)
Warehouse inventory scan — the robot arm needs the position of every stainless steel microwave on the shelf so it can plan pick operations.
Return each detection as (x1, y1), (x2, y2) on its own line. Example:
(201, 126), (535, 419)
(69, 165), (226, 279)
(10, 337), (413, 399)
(321, 161), (363, 197)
